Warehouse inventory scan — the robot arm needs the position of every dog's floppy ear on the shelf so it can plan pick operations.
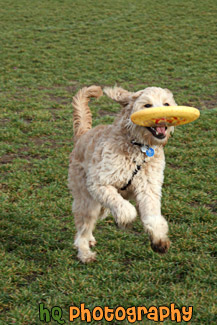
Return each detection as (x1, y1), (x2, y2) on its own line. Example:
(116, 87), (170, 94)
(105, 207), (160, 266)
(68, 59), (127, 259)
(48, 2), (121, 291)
(104, 87), (142, 106)
(131, 90), (144, 101)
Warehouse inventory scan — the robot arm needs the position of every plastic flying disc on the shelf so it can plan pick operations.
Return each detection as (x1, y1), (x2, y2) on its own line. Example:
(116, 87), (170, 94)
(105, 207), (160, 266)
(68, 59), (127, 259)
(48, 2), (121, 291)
(130, 106), (200, 127)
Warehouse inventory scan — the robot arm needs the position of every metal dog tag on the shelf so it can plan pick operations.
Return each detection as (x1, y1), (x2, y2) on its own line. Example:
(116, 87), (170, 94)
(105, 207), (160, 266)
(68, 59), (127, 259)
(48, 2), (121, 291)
(140, 145), (147, 153)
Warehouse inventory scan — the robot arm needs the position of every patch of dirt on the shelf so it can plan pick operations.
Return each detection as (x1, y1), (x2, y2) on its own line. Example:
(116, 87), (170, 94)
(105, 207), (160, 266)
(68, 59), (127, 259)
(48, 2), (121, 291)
(21, 162), (34, 171)
(98, 109), (118, 117)
(189, 202), (199, 208)
(65, 84), (80, 93)
(30, 138), (48, 146)
(0, 151), (46, 164)
(17, 146), (43, 160)
(23, 271), (44, 284)
(205, 203), (217, 214)
(122, 259), (133, 266)
(48, 94), (71, 105)
(0, 118), (10, 126)
(46, 109), (60, 121)
(189, 201), (217, 215)
(0, 183), (9, 191)
(18, 146), (29, 152)
(23, 117), (33, 123)
(30, 137), (67, 149)
(38, 82), (79, 93)
(168, 162), (181, 169)
(0, 154), (15, 164)
(200, 98), (217, 109)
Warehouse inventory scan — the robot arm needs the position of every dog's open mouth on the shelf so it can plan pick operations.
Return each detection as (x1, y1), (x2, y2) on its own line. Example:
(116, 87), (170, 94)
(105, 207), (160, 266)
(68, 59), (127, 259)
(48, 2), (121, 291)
(146, 126), (167, 139)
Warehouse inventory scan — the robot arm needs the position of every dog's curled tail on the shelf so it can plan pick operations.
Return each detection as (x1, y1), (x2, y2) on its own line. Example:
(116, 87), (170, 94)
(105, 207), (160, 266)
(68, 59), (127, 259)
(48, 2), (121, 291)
(72, 85), (103, 140)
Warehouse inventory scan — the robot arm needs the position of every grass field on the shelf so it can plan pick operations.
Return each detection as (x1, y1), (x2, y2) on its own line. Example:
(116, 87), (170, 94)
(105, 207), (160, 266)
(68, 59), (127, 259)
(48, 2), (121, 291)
(0, 0), (216, 324)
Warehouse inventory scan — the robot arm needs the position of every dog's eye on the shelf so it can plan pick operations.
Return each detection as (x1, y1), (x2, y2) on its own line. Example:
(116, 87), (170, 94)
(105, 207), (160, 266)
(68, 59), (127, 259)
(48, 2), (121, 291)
(144, 104), (152, 108)
(164, 103), (170, 106)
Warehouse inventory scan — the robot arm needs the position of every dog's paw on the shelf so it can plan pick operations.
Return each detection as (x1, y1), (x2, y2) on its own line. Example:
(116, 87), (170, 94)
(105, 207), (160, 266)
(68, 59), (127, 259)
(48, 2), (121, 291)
(114, 201), (137, 226)
(151, 238), (171, 254)
(78, 250), (96, 263)
(88, 234), (97, 248)
(89, 239), (97, 247)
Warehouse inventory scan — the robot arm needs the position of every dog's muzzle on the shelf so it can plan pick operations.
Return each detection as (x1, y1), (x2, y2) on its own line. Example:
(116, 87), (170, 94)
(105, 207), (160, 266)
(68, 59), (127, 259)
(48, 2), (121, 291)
(146, 126), (167, 139)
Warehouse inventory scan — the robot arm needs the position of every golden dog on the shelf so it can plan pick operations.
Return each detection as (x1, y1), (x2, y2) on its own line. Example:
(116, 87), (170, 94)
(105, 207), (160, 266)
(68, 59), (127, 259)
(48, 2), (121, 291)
(68, 85), (176, 263)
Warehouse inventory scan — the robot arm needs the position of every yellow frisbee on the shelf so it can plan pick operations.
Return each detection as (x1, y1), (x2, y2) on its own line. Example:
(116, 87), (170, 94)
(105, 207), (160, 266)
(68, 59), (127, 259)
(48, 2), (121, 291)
(131, 106), (200, 127)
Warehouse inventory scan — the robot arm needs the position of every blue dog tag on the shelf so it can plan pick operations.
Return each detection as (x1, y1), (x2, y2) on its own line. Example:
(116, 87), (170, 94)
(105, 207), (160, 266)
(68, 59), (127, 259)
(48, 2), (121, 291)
(140, 145), (155, 157)
(146, 147), (155, 157)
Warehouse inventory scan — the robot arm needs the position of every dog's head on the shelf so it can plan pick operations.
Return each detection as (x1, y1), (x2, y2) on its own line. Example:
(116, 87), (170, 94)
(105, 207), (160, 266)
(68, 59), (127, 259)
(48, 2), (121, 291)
(104, 86), (177, 146)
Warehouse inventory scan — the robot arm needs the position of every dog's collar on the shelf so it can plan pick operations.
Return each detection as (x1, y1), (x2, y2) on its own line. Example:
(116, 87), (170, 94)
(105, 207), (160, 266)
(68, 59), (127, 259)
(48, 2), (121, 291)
(131, 140), (157, 157)
(121, 141), (157, 191)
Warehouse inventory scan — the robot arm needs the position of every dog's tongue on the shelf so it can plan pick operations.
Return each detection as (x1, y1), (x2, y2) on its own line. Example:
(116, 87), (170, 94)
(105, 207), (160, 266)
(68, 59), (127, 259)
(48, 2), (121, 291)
(156, 126), (166, 135)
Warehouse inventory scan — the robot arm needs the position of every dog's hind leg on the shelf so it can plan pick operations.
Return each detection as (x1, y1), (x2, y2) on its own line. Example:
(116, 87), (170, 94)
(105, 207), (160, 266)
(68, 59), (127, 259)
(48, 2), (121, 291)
(73, 197), (101, 263)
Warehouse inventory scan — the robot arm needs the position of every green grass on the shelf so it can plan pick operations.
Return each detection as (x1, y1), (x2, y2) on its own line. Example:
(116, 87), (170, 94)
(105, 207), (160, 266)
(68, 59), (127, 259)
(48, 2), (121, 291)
(0, 0), (216, 324)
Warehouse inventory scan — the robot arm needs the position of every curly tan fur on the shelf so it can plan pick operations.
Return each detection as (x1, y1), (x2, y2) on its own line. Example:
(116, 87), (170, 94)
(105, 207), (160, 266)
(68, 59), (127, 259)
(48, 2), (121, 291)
(68, 85), (177, 263)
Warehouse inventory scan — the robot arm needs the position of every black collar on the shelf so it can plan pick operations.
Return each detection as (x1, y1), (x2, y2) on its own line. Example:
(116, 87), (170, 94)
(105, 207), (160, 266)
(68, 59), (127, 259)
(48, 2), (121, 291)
(131, 140), (144, 147)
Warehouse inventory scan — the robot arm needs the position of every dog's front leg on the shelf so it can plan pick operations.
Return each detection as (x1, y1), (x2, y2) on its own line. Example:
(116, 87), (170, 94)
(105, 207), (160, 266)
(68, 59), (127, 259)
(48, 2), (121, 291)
(87, 183), (137, 226)
(136, 184), (170, 254)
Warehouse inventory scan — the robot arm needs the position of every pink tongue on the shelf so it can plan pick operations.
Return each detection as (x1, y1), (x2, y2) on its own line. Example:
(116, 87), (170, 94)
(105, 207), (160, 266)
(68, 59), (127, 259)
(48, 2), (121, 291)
(156, 126), (166, 135)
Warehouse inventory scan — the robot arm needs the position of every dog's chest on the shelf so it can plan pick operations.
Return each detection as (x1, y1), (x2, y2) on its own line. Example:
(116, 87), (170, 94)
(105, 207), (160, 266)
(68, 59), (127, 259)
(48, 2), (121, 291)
(111, 151), (153, 189)
(117, 147), (164, 190)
